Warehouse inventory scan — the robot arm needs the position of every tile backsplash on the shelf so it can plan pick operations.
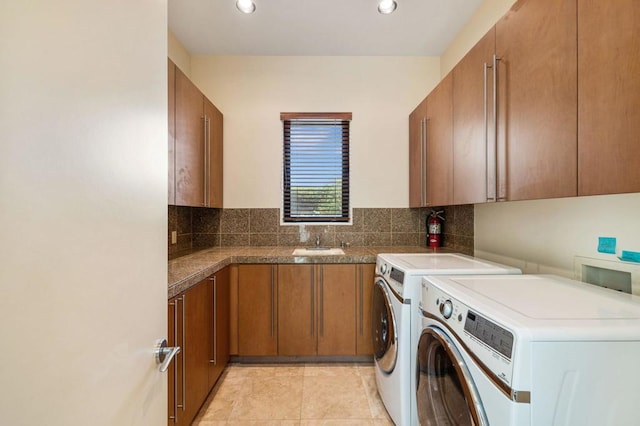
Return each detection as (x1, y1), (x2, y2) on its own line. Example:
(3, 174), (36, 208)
(168, 206), (474, 258)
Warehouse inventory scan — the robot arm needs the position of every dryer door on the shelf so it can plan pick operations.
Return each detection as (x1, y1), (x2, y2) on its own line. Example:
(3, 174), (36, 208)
(416, 326), (488, 426)
(372, 279), (397, 373)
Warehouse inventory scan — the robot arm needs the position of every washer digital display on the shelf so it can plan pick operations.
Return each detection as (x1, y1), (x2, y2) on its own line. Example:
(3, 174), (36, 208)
(390, 267), (404, 285)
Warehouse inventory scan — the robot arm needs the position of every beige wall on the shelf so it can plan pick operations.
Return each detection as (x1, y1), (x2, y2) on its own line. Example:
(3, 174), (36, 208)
(168, 30), (192, 77)
(475, 194), (640, 277)
(440, 0), (516, 76)
(190, 55), (440, 208)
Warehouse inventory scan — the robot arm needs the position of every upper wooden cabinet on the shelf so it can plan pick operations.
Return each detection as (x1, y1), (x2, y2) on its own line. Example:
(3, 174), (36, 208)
(171, 63), (223, 207)
(409, 74), (453, 208)
(495, 0), (577, 201)
(409, 97), (428, 208)
(452, 29), (496, 205)
(425, 73), (454, 207)
(577, 0), (640, 196)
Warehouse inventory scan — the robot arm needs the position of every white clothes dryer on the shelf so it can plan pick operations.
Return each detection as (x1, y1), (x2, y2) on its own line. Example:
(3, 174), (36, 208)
(417, 274), (640, 425)
(372, 253), (520, 425)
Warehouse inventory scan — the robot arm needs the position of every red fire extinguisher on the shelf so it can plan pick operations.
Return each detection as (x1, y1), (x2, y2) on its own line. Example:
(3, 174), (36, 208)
(428, 210), (445, 248)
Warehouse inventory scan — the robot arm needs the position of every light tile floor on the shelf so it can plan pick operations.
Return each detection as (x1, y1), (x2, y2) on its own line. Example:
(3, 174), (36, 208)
(193, 363), (394, 425)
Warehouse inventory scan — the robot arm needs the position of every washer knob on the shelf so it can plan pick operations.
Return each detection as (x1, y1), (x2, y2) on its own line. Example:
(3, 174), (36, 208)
(440, 300), (453, 319)
(379, 263), (388, 275)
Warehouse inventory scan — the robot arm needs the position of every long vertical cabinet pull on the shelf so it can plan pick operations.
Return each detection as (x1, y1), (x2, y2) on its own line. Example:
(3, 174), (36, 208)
(180, 295), (186, 413)
(420, 118), (424, 206)
(201, 116), (207, 206)
(203, 115), (211, 207)
(492, 54), (505, 201)
(424, 118), (429, 206)
(484, 61), (496, 202)
(420, 118), (428, 206)
(319, 267), (324, 337)
(310, 267), (315, 337)
(359, 265), (364, 336)
(270, 266), (275, 337)
(210, 276), (217, 365)
(169, 299), (179, 424)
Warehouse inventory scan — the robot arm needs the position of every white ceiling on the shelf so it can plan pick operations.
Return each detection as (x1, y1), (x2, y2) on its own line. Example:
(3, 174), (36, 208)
(168, 0), (483, 56)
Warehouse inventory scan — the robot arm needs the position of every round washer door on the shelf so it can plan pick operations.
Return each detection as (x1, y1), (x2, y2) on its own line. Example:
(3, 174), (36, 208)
(416, 326), (488, 426)
(372, 279), (397, 373)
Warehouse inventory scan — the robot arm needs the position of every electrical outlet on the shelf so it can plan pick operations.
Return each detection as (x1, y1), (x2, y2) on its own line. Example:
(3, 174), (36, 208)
(171, 231), (177, 245)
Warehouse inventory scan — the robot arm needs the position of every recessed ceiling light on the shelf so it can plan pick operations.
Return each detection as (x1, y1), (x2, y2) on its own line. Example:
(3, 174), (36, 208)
(236, 0), (256, 14)
(378, 0), (397, 14)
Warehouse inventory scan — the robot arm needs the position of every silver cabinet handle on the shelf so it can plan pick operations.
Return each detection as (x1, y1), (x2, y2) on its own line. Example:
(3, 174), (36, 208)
(424, 117), (429, 206)
(180, 295), (186, 411)
(201, 115), (207, 206)
(310, 267), (315, 336)
(210, 276), (217, 365)
(168, 300), (179, 423)
(270, 266), (275, 337)
(156, 339), (181, 373)
(420, 117), (427, 206)
(319, 266), (324, 337)
(359, 265), (364, 336)
(493, 54), (505, 201)
(202, 115), (211, 207)
(206, 115), (211, 206)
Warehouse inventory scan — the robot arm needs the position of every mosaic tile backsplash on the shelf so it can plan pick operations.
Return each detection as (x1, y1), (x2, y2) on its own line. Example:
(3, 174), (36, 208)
(168, 206), (474, 258)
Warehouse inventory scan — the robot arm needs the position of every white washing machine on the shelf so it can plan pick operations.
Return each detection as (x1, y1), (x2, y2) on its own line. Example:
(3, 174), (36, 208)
(417, 274), (640, 425)
(372, 253), (521, 425)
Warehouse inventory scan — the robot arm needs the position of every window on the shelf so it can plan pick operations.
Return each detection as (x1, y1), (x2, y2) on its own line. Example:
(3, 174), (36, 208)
(281, 112), (351, 223)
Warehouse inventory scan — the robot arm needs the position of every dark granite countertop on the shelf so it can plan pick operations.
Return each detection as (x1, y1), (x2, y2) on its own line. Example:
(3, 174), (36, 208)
(168, 245), (443, 298)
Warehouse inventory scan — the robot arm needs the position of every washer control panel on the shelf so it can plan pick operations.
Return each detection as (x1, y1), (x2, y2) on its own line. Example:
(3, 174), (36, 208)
(422, 278), (515, 387)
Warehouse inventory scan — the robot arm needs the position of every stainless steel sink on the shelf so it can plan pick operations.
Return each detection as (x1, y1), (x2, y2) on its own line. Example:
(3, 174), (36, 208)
(292, 247), (345, 256)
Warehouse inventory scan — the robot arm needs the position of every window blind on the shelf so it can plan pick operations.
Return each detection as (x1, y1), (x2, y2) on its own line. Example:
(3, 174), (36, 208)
(281, 112), (351, 223)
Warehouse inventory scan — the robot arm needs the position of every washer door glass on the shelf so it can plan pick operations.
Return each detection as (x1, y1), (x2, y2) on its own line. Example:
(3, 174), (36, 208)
(372, 279), (397, 373)
(416, 327), (487, 426)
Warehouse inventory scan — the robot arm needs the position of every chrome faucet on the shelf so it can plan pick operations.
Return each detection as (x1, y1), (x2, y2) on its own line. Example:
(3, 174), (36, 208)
(315, 235), (321, 247)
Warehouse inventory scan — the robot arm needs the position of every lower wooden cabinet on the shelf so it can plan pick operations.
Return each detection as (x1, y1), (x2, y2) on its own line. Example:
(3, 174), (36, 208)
(278, 264), (316, 355)
(168, 267), (230, 426)
(208, 267), (230, 388)
(237, 264), (278, 356)
(235, 263), (373, 358)
(317, 264), (357, 355)
(277, 264), (358, 356)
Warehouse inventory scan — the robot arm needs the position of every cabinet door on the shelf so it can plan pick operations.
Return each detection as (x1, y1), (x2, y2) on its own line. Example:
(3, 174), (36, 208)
(183, 279), (212, 425)
(278, 265), (316, 356)
(204, 98), (224, 208)
(168, 59), (176, 205)
(495, 0), (577, 201)
(578, 0), (640, 196)
(175, 67), (205, 207)
(356, 264), (375, 355)
(238, 265), (278, 356)
(208, 266), (230, 388)
(426, 73), (453, 207)
(409, 97), (428, 208)
(318, 264), (357, 356)
(453, 28), (496, 205)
